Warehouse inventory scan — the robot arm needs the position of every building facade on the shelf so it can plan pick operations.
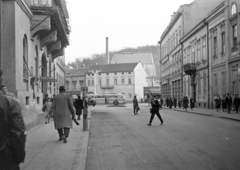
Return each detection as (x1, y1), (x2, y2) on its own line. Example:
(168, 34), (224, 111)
(0, 0), (69, 113)
(86, 63), (148, 101)
(159, 0), (223, 104)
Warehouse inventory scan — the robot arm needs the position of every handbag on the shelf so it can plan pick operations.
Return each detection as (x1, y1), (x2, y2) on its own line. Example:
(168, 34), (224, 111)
(136, 105), (140, 111)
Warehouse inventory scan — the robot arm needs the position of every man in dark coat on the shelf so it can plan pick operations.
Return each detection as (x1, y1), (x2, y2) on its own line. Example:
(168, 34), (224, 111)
(169, 97), (173, 109)
(190, 97), (195, 110)
(166, 97), (169, 107)
(233, 94), (240, 114)
(0, 68), (26, 170)
(147, 96), (164, 126)
(49, 86), (76, 143)
(226, 93), (232, 114)
(173, 97), (177, 108)
(75, 95), (84, 120)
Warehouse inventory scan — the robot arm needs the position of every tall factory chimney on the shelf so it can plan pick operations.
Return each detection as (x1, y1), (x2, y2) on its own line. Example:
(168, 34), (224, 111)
(106, 37), (109, 64)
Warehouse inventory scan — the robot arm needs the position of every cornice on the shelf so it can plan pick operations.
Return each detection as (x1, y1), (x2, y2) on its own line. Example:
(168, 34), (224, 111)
(3, 0), (33, 18)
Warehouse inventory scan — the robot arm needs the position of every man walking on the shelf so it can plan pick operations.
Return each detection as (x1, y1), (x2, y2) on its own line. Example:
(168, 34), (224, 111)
(0, 68), (26, 170)
(233, 94), (240, 114)
(49, 86), (76, 143)
(132, 95), (139, 115)
(226, 93), (232, 114)
(75, 95), (84, 120)
(147, 96), (164, 126)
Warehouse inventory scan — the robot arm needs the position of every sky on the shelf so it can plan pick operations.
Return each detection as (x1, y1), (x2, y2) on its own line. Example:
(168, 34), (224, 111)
(65, 0), (194, 64)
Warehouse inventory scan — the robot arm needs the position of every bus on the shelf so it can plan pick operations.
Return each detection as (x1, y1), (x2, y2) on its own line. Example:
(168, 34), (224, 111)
(86, 93), (126, 105)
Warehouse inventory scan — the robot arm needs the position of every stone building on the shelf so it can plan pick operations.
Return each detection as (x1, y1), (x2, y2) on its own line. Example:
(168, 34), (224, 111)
(111, 53), (156, 86)
(65, 68), (88, 96)
(0, 0), (70, 113)
(158, 0), (223, 104)
(85, 62), (148, 101)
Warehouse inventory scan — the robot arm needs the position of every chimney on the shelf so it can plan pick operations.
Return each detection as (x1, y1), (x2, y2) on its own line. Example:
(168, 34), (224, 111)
(106, 37), (109, 64)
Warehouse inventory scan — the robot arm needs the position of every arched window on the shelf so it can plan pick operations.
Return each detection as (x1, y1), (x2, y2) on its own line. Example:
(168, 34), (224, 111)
(231, 3), (237, 15)
(23, 35), (29, 90)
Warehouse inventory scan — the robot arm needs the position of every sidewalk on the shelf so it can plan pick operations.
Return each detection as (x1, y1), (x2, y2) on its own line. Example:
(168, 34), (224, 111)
(162, 106), (240, 122)
(20, 110), (91, 170)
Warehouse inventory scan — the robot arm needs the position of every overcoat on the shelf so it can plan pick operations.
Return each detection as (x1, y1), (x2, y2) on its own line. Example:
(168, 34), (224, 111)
(49, 92), (75, 129)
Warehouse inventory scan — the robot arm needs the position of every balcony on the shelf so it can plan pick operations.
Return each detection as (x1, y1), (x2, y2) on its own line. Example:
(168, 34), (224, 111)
(183, 63), (196, 75)
(100, 85), (114, 89)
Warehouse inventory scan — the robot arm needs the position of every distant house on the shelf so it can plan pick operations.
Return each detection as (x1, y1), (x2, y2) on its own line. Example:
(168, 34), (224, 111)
(85, 62), (148, 100)
(65, 68), (88, 95)
(111, 53), (156, 86)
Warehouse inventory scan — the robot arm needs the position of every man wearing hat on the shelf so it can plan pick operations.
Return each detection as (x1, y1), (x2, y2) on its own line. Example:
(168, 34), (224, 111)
(147, 95), (164, 126)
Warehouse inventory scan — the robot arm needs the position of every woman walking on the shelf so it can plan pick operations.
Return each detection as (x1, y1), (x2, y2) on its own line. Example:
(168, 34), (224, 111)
(43, 98), (52, 124)
(133, 96), (139, 115)
(183, 96), (189, 112)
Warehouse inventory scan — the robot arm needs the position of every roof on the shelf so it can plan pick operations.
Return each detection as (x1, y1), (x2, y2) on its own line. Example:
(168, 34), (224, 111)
(86, 63), (139, 74)
(65, 68), (88, 76)
(111, 53), (154, 64)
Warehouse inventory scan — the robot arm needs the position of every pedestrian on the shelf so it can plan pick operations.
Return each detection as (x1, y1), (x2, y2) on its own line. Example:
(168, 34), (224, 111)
(166, 97), (169, 108)
(221, 94), (227, 112)
(0, 68), (26, 170)
(233, 94), (240, 114)
(169, 97), (173, 109)
(0, 84), (15, 98)
(173, 97), (177, 108)
(147, 96), (164, 126)
(43, 98), (52, 123)
(178, 97), (182, 108)
(183, 96), (189, 111)
(43, 94), (48, 105)
(48, 86), (76, 143)
(75, 95), (84, 120)
(133, 95), (139, 115)
(214, 95), (221, 112)
(190, 97), (195, 110)
(226, 93), (232, 114)
(160, 96), (163, 107)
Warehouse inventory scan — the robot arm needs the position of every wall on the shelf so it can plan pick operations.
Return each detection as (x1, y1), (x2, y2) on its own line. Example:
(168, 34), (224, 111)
(134, 63), (148, 100)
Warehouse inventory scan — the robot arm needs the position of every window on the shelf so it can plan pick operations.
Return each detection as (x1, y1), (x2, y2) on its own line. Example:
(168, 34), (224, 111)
(106, 79), (109, 86)
(72, 81), (77, 90)
(179, 28), (181, 40)
(176, 31), (178, 45)
(187, 47), (190, 63)
(231, 3), (237, 15)
(98, 79), (102, 86)
(183, 49), (186, 64)
(203, 72), (207, 95)
(128, 78), (131, 85)
(23, 36), (28, 80)
(213, 36), (217, 57)
(222, 72), (226, 94)
(114, 79), (117, 85)
(197, 41), (201, 62)
(232, 69), (237, 93)
(221, 32), (226, 54)
(202, 37), (206, 60)
(88, 80), (90, 86)
(192, 46), (195, 63)
(122, 78), (125, 85)
(213, 74), (218, 95)
(198, 75), (201, 95)
(232, 25), (237, 49)
(79, 80), (84, 87)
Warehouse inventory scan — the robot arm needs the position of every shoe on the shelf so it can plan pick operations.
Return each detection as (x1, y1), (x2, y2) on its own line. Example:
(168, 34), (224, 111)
(62, 135), (67, 143)
(161, 122), (164, 125)
(147, 123), (151, 126)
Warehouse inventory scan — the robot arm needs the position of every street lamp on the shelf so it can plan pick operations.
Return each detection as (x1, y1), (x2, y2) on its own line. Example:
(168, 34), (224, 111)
(90, 70), (101, 94)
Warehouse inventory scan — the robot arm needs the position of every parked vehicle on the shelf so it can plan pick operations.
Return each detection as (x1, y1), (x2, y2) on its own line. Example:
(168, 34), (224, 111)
(86, 93), (126, 105)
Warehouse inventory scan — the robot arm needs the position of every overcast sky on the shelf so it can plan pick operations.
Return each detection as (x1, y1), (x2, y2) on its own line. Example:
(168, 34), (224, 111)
(65, 0), (194, 64)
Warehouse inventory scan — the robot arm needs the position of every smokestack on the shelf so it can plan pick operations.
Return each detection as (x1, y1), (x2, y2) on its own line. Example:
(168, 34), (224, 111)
(106, 37), (109, 64)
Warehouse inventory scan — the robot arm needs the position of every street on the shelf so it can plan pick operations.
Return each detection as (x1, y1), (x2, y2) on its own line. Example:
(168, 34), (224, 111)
(86, 104), (240, 170)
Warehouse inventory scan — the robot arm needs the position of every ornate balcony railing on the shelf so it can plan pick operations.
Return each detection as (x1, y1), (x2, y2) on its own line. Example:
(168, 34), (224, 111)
(183, 63), (196, 75)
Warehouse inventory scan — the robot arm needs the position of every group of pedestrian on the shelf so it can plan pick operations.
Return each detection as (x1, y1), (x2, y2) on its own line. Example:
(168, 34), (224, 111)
(214, 93), (240, 114)
(165, 97), (179, 109)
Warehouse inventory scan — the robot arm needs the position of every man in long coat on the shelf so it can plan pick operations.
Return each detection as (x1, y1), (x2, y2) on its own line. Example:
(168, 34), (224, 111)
(75, 95), (84, 120)
(49, 86), (75, 143)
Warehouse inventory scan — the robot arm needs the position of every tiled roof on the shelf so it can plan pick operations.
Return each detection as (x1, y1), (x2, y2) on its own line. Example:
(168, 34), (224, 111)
(65, 68), (89, 76)
(86, 63), (138, 74)
(111, 53), (154, 64)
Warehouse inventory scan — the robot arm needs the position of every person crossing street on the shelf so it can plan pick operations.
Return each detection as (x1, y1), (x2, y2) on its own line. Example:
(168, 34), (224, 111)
(147, 96), (164, 126)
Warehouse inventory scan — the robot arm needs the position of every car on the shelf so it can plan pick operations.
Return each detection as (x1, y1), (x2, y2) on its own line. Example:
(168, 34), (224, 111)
(87, 98), (96, 106)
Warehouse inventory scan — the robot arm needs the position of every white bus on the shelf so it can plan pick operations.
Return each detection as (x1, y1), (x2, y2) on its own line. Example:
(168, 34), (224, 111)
(86, 93), (126, 105)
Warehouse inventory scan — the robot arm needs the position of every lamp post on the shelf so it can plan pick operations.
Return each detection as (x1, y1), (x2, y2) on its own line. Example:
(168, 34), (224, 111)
(90, 70), (101, 94)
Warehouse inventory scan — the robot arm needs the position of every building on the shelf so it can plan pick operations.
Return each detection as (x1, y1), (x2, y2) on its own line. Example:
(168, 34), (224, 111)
(111, 53), (156, 86)
(158, 0), (223, 103)
(65, 68), (88, 96)
(180, 19), (209, 108)
(0, 0), (70, 113)
(85, 62), (148, 101)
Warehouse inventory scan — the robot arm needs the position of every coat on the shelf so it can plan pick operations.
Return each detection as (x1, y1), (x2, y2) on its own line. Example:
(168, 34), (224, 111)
(0, 93), (26, 170)
(49, 92), (75, 129)
(75, 98), (83, 116)
(183, 98), (189, 108)
(133, 98), (138, 106)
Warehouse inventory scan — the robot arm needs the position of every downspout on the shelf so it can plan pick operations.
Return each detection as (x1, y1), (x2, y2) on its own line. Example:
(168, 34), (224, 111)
(207, 21), (211, 109)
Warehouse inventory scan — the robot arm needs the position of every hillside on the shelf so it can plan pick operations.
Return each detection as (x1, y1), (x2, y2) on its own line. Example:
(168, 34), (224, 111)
(66, 45), (160, 78)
